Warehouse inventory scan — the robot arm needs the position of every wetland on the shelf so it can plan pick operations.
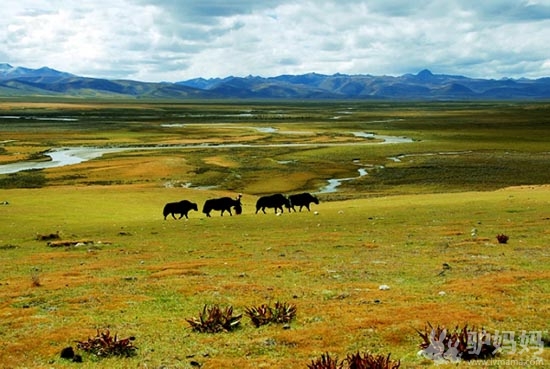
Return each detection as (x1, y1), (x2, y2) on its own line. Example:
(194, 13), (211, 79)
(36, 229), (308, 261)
(2, 100), (549, 196)
(0, 99), (549, 368)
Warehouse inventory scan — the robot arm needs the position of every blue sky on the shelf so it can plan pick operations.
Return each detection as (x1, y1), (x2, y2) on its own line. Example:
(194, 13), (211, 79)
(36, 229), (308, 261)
(2, 0), (550, 82)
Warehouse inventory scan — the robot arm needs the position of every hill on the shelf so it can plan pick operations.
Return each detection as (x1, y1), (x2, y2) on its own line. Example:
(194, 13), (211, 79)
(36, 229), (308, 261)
(1, 63), (550, 100)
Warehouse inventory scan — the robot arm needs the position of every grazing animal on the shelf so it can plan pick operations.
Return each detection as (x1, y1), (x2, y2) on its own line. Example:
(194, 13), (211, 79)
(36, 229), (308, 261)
(163, 200), (198, 219)
(256, 193), (291, 214)
(288, 192), (319, 212)
(202, 195), (242, 217)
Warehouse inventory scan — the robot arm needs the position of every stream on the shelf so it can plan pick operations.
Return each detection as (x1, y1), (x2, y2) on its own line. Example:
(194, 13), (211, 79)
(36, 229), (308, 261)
(0, 132), (414, 193)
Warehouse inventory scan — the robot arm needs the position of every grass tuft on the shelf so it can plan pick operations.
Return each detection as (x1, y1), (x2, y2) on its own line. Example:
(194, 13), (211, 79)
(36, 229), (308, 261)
(30, 267), (42, 287)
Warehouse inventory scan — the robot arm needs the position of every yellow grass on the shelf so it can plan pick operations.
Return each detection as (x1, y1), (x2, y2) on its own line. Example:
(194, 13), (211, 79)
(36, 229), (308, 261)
(1, 100), (549, 368)
(0, 184), (548, 368)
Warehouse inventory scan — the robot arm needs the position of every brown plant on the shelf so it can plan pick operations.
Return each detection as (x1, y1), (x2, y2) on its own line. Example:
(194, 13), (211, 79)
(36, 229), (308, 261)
(308, 351), (399, 369)
(76, 329), (137, 358)
(245, 301), (297, 327)
(496, 234), (509, 244)
(186, 304), (242, 333)
(245, 304), (272, 328)
(30, 267), (41, 287)
(344, 352), (400, 369)
(307, 352), (342, 369)
(416, 323), (497, 362)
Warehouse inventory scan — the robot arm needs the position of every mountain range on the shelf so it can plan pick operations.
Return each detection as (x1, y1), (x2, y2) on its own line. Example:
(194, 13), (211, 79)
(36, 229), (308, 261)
(2, 63), (550, 100)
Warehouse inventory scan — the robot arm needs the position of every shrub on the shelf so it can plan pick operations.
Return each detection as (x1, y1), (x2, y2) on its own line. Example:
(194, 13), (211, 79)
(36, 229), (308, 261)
(245, 301), (297, 327)
(186, 304), (242, 333)
(496, 234), (509, 244)
(344, 352), (400, 369)
(416, 323), (497, 362)
(307, 352), (341, 369)
(245, 304), (272, 328)
(76, 329), (137, 358)
(36, 231), (60, 241)
(307, 352), (400, 369)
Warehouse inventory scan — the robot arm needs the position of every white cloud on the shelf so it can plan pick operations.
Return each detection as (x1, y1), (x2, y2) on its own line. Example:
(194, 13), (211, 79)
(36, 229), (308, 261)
(1, 0), (550, 81)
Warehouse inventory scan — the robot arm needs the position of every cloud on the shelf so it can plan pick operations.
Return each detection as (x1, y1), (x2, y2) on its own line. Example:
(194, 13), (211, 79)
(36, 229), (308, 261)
(472, 0), (550, 22)
(1, 0), (550, 81)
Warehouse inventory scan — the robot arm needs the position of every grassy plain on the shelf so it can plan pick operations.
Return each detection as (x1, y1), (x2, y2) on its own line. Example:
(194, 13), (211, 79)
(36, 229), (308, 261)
(0, 99), (549, 368)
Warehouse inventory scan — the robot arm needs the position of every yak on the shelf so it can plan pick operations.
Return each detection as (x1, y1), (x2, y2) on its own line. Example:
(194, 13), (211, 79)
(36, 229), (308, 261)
(163, 200), (198, 219)
(288, 192), (319, 212)
(202, 195), (242, 217)
(256, 193), (290, 214)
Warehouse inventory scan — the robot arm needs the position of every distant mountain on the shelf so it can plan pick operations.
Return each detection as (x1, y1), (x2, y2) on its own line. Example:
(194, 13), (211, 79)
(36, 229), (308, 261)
(0, 63), (216, 98)
(176, 71), (550, 99)
(1, 63), (550, 100)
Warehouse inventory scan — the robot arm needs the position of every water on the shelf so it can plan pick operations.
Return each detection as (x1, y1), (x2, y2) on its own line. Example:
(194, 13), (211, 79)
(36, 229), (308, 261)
(0, 147), (130, 174)
(0, 130), (415, 198)
(351, 131), (413, 144)
(318, 168), (369, 194)
(0, 132), (413, 175)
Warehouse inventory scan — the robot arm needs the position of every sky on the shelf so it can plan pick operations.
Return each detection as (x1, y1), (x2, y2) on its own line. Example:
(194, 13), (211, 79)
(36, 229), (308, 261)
(2, 0), (550, 82)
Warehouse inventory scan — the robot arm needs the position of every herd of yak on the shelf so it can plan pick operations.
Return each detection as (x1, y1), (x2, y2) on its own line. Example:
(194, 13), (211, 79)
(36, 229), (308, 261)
(163, 192), (319, 219)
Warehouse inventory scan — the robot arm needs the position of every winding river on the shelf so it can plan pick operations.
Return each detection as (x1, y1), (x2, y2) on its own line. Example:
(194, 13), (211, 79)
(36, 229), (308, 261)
(0, 131), (416, 193)
(0, 132), (413, 175)
(318, 168), (370, 194)
(0, 147), (128, 174)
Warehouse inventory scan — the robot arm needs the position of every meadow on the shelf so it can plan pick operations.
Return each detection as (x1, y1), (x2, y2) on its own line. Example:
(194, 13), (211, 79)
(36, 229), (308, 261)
(0, 99), (549, 368)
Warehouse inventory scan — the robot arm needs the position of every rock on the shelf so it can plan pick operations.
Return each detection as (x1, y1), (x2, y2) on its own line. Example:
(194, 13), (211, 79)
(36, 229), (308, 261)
(60, 346), (75, 360)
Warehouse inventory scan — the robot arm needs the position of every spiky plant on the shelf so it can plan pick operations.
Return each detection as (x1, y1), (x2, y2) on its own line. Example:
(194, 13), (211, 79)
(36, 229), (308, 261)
(245, 304), (273, 328)
(307, 352), (342, 369)
(186, 304), (242, 333)
(271, 301), (297, 324)
(344, 352), (400, 369)
(76, 329), (137, 358)
(245, 301), (297, 327)
(416, 323), (497, 362)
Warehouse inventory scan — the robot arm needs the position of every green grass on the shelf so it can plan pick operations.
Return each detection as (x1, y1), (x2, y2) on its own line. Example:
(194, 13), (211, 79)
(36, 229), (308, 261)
(2, 100), (550, 195)
(1, 185), (548, 368)
(0, 100), (549, 368)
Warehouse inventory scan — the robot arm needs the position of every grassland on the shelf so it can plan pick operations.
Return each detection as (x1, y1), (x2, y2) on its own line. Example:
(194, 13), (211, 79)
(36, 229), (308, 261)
(0, 99), (549, 368)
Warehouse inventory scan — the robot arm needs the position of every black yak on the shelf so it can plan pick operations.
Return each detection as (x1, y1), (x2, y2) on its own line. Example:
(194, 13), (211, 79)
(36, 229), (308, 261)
(288, 192), (319, 212)
(163, 200), (198, 219)
(255, 193), (290, 214)
(202, 195), (242, 217)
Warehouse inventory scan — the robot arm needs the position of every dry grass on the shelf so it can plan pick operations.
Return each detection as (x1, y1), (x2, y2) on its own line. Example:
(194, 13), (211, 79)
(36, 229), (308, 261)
(1, 100), (549, 368)
(0, 184), (548, 368)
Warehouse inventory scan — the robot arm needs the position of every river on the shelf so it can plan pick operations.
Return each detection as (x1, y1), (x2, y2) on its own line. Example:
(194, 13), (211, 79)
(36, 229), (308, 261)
(0, 132), (413, 175)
